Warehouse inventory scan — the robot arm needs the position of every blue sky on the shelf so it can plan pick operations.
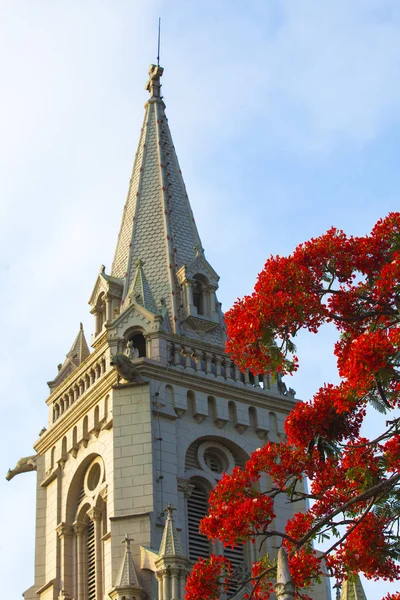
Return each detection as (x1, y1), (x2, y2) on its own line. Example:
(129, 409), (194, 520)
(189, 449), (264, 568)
(1, 1), (399, 598)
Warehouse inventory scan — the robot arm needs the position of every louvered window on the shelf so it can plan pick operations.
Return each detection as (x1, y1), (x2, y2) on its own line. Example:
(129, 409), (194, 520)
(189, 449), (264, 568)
(77, 485), (85, 505)
(87, 520), (96, 600)
(204, 450), (224, 474)
(225, 544), (246, 598)
(188, 484), (210, 561)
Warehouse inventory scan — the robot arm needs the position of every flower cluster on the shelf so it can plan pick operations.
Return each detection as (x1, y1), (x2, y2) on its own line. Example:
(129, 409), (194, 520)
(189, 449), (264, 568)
(326, 513), (400, 582)
(185, 555), (231, 600)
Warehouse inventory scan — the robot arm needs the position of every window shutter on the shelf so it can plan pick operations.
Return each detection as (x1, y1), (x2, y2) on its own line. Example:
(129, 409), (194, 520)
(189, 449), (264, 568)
(187, 484), (210, 561)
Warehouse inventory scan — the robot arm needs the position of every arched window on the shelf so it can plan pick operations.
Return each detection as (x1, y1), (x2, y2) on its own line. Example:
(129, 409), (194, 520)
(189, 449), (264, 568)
(63, 456), (107, 599)
(94, 293), (106, 336)
(126, 332), (146, 358)
(185, 439), (251, 596)
(192, 274), (209, 316)
(193, 281), (204, 315)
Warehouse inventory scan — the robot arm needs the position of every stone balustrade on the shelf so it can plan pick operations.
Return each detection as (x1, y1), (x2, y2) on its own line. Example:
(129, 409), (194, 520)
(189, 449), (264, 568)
(167, 342), (276, 394)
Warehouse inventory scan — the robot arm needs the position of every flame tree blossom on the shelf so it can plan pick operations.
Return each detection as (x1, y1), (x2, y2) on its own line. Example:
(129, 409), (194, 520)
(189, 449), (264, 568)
(186, 214), (400, 600)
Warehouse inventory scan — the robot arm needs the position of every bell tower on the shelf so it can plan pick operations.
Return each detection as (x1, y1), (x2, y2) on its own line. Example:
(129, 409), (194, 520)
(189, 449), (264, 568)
(10, 64), (331, 600)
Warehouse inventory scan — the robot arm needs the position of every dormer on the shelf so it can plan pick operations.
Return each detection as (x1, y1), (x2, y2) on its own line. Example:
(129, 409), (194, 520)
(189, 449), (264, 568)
(176, 252), (221, 332)
(88, 266), (124, 339)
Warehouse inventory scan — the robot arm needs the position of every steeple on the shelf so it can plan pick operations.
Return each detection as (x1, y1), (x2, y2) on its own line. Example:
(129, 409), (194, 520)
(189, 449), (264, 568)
(47, 323), (90, 391)
(108, 64), (223, 341)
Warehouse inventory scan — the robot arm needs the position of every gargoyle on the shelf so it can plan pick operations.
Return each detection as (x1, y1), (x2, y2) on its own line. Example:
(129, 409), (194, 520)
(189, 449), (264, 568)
(6, 454), (38, 481)
(110, 353), (143, 384)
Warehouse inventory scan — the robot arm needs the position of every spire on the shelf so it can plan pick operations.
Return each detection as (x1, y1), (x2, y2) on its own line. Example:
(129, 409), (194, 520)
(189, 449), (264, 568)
(111, 64), (223, 340)
(48, 323), (90, 391)
(115, 534), (140, 586)
(340, 575), (368, 600)
(158, 503), (185, 558)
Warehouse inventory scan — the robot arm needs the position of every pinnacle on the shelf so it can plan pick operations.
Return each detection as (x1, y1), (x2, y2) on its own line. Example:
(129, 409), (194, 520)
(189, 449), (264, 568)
(115, 533), (140, 587)
(340, 575), (368, 600)
(48, 323), (90, 391)
(158, 504), (185, 559)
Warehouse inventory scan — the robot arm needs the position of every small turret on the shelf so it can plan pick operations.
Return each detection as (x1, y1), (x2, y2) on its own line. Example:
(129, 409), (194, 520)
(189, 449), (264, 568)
(155, 504), (188, 600)
(108, 534), (147, 600)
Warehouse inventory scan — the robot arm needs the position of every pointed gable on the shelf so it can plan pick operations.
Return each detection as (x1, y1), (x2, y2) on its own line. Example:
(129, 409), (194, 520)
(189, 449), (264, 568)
(123, 258), (158, 314)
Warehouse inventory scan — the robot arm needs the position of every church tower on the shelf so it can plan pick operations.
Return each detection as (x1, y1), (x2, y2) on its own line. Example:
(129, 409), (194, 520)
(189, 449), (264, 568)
(12, 64), (331, 600)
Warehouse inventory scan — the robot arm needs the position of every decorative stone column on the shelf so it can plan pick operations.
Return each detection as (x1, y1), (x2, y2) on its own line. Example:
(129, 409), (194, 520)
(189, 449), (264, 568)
(105, 293), (113, 323)
(87, 507), (103, 600)
(192, 350), (202, 372)
(73, 521), (86, 600)
(204, 352), (213, 375)
(94, 309), (102, 336)
(56, 522), (74, 600)
(214, 354), (223, 378)
(173, 344), (182, 368)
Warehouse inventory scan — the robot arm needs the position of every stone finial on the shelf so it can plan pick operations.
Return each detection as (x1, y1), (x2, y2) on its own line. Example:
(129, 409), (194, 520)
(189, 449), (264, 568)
(146, 64), (164, 98)
(274, 547), (295, 600)
(158, 504), (185, 558)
